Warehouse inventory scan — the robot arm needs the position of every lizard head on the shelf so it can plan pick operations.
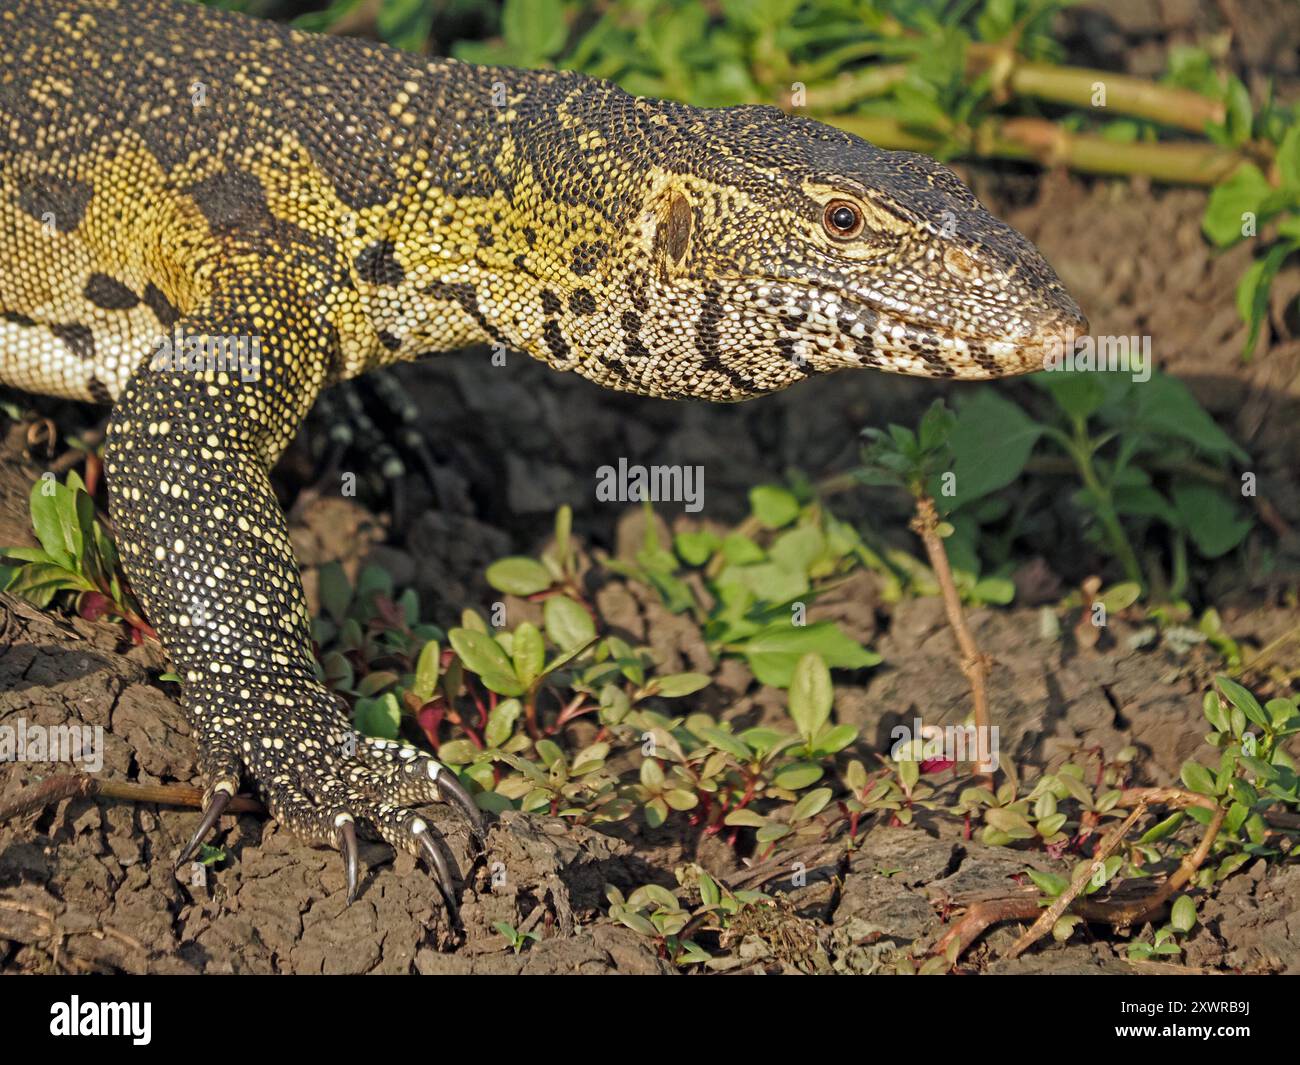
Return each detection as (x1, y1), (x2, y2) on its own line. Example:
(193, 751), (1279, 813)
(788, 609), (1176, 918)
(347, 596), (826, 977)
(516, 97), (1087, 401)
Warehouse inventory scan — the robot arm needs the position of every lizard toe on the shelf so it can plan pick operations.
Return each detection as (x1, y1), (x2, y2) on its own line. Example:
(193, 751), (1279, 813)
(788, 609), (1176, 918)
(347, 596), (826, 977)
(176, 786), (233, 867)
(347, 796), (464, 919)
(356, 737), (486, 844)
(177, 723), (246, 866)
(337, 816), (360, 904)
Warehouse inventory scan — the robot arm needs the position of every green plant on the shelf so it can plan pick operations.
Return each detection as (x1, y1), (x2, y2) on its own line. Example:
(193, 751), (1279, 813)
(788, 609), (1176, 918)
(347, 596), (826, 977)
(0, 471), (154, 638)
(312, 561), (445, 739)
(1126, 895), (1197, 961)
(493, 920), (541, 953)
(606, 867), (777, 967)
(1178, 50), (1300, 359)
(859, 372), (1253, 599)
(307, 499), (871, 849)
(1184, 676), (1300, 868)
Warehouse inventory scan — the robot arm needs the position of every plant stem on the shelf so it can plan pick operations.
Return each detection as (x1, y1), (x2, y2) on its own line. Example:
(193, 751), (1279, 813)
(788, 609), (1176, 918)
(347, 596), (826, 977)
(0, 773), (261, 825)
(800, 45), (1225, 134)
(935, 803), (1226, 961)
(1233, 620), (1300, 678)
(828, 113), (1248, 185)
(909, 495), (993, 758)
(1005, 798), (1147, 959)
(1064, 418), (1145, 588)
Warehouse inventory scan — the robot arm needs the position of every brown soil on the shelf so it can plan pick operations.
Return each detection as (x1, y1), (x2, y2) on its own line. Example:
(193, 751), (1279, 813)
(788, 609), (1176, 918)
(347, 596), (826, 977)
(3, 2), (1300, 976)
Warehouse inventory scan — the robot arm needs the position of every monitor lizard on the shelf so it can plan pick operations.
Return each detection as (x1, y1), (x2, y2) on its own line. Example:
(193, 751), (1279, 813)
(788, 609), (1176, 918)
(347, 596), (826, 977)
(0, 0), (1087, 911)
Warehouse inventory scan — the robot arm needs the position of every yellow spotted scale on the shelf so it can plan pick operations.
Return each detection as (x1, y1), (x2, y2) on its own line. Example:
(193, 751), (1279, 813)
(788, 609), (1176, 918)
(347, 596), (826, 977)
(0, 0), (1086, 907)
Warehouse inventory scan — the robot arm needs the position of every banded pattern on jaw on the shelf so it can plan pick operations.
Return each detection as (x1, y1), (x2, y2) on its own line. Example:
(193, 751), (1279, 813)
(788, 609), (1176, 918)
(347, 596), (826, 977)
(0, 0), (1086, 909)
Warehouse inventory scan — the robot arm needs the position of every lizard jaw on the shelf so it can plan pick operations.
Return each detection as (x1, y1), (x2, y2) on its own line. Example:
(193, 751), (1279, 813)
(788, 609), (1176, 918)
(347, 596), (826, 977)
(736, 277), (1088, 381)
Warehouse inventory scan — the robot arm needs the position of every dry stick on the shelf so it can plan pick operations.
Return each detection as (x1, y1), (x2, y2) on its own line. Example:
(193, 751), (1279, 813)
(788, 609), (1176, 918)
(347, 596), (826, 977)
(1096, 804), (1227, 927)
(726, 838), (847, 891)
(934, 804), (1227, 961)
(802, 46), (1224, 132)
(1005, 799), (1147, 960)
(910, 495), (991, 741)
(0, 898), (148, 959)
(830, 114), (1246, 186)
(1117, 786), (1300, 831)
(0, 773), (261, 825)
(1233, 619), (1300, 677)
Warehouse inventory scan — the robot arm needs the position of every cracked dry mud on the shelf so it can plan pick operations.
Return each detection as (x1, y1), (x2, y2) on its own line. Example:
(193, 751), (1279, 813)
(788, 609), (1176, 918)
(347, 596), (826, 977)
(2, 516), (1298, 973)
(3, 165), (1300, 974)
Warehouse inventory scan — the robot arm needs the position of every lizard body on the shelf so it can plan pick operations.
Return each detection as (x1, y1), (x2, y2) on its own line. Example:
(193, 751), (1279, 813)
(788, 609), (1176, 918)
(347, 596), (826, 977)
(1, 0), (1085, 905)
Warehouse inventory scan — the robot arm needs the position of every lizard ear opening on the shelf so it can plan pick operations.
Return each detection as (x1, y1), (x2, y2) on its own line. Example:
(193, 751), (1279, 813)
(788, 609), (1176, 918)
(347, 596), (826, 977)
(658, 189), (693, 268)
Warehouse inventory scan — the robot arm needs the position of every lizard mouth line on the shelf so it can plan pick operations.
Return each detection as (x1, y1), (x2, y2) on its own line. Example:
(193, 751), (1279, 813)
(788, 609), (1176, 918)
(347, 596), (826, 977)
(732, 275), (1088, 377)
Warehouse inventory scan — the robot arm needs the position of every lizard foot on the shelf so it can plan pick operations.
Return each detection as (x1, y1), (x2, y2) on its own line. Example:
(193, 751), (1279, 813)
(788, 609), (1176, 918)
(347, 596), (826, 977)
(176, 681), (483, 914)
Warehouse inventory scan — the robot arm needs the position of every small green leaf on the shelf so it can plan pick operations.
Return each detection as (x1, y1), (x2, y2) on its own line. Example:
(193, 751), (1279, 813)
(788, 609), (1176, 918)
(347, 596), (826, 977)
(1216, 676), (1270, 730)
(1172, 482), (1252, 559)
(1137, 811), (1185, 845)
(674, 531), (720, 566)
(543, 595), (596, 651)
(354, 693), (402, 740)
(318, 561), (351, 624)
(449, 628), (525, 696)
(788, 652), (832, 743)
(811, 723), (858, 755)
(774, 762), (824, 790)
(485, 699), (522, 749)
(748, 485), (800, 528)
(413, 639), (441, 702)
(1026, 869), (1069, 897)
(945, 389), (1044, 507)
(511, 622), (546, 687)
(790, 787), (832, 821)
(486, 557), (554, 597)
(356, 670), (399, 697)
(652, 672), (710, 698)
(1203, 163), (1272, 246)
(740, 621), (878, 688)
(1180, 760), (1218, 797)
(723, 808), (768, 828)
(695, 727), (750, 760)
(29, 480), (75, 569)
(5, 562), (90, 607)
(1170, 895), (1197, 933)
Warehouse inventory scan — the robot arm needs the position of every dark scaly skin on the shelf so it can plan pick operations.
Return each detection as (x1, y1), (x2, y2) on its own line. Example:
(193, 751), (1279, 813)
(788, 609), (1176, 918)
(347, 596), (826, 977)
(0, 0), (1087, 905)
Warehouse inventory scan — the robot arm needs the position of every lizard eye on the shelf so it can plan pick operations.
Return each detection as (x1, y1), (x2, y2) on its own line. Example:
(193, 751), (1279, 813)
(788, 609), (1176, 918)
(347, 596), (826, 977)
(823, 199), (864, 240)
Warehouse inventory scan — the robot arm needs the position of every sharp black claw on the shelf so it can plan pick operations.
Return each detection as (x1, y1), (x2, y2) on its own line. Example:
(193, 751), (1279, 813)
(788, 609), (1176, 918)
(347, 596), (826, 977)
(436, 769), (486, 845)
(338, 819), (359, 904)
(416, 830), (460, 922)
(176, 789), (231, 867)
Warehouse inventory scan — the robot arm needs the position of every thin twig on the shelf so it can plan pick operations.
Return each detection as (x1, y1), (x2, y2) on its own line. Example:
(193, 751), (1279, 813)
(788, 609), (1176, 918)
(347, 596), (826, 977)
(1005, 799), (1147, 959)
(1094, 804), (1227, 928)
(1233, 620), (1300, 677)
(910, 495), (992, 749)
(799, 44), (1225, 133)
(1117, 786), (1300, 830)
(934, 803), (1227, 963)
(0, 773), (261, 825)
(829, 114), (1247, 185)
